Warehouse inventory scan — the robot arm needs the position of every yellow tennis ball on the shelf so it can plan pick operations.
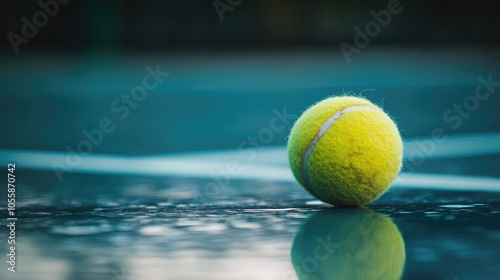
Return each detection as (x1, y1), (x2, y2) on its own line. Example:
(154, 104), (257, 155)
(287, 96), (403, 206)
(291, 209), (406, 280)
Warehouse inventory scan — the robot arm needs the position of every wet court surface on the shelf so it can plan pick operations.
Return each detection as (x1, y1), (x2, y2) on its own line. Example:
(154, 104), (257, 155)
(1, 167), (499, 280)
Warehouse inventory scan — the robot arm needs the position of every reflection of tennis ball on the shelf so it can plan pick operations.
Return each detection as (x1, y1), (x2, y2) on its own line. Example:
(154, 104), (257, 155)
(287, 96), (403, 206)
(291, 209), (406, 280)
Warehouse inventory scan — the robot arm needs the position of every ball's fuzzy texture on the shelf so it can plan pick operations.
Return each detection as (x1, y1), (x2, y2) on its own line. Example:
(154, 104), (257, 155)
(291, 209), (406, 280)
(287, 96), (403, 206)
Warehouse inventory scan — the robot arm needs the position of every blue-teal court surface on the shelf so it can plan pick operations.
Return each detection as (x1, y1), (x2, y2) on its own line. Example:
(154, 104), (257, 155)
(1, 48), (500, 280)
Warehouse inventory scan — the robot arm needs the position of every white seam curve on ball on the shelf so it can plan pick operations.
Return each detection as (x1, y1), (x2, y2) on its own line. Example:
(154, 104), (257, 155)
(301, 105), (376, 190)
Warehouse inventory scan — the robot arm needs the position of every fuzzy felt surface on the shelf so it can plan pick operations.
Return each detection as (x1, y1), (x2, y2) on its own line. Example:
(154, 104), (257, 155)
(287, 96), (403, 206)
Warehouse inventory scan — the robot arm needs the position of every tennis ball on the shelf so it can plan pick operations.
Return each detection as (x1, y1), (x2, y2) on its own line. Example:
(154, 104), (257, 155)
(291, 209), (406, 280)
(287, 96), (403, 206)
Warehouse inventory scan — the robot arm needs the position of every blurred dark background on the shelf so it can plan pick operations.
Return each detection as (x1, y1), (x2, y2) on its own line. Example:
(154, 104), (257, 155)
(2, 0), (500, 50)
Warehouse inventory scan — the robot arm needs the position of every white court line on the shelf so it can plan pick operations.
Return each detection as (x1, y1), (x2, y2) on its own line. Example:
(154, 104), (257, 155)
(1, 145), (500, 192)
(403, 132), (500, 159)
(0, 133), (499, 189)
